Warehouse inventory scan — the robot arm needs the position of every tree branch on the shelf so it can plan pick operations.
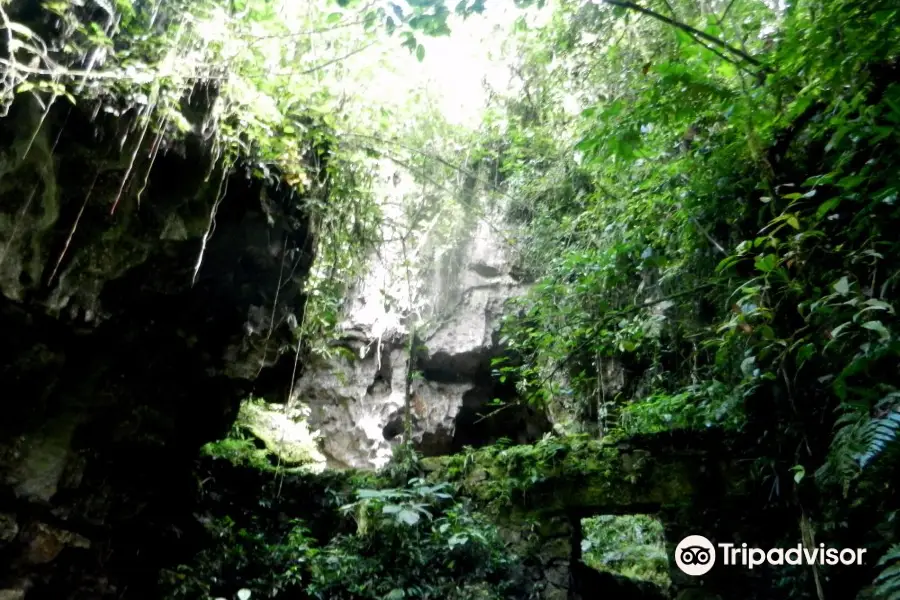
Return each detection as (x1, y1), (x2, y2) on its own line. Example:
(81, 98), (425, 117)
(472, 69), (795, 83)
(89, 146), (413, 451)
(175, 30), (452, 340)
(240, 19), (366, 42)
(717, 0), (740, 27)
(601, 0), (764, 68)
(522, 282), (719, 405)
(298, 41), (378, 76)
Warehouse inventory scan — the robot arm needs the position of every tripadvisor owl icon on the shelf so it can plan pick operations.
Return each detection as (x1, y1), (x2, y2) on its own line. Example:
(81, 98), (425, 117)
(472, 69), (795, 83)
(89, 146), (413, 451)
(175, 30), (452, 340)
(676, 535), (716, 576)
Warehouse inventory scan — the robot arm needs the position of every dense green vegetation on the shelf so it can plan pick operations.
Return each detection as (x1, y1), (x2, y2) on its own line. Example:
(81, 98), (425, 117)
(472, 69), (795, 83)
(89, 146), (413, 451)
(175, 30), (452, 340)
(478, 0), (900, 593)
(161, 446), (525, 600)
(5, 0), (900, 597)
(481, 0), (900, 593)
(582, 515), (670, 588)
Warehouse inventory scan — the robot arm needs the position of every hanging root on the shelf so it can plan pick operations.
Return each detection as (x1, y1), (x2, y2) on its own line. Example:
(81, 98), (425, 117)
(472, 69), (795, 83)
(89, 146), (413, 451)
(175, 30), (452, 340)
(134, 116), (167, 207)
(286, 293), (311, 404)
(255, 234), (288, 378)
(0, 188), (37, 270)
(110, 104), (154, 215)
(47, 172), (99, 286)
(22, 94), (57, 161)
(191, 162), (229, 286)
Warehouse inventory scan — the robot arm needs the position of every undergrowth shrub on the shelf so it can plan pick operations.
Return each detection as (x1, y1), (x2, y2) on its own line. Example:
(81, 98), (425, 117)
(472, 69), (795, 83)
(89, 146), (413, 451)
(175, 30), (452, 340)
(161, 448), (523, 600)
(581, 514), (670, 589)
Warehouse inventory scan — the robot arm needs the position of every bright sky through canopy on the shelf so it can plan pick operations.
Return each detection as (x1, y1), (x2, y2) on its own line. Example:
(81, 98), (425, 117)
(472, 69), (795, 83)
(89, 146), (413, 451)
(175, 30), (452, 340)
(331, 1), (535, 131)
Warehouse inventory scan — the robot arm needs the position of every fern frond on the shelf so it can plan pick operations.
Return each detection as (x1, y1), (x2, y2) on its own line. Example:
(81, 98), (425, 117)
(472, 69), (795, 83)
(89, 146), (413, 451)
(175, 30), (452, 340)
(872, 544), (900, 600)
(860, 410), (900, 468)
(822, 391), (900, 485)
(819, 411), (866, 484)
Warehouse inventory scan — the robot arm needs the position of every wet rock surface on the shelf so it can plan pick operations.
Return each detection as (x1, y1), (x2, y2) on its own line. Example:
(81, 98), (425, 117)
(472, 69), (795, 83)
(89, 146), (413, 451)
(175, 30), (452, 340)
(0, 90), (320, 597)
(292, 204), (551, 469)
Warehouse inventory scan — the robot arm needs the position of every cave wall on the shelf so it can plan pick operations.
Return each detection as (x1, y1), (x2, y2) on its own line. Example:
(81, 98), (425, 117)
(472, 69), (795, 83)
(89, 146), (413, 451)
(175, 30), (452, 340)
(0, 92), (319, 598)
(294, 196), (550, 469)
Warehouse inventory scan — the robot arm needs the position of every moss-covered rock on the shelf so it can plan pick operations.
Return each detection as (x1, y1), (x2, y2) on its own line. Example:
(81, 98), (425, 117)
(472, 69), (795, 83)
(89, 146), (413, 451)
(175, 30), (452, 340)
(234, 399), (327, 470)
(423, 434), (743, 519)
(422, 433), (769, 600)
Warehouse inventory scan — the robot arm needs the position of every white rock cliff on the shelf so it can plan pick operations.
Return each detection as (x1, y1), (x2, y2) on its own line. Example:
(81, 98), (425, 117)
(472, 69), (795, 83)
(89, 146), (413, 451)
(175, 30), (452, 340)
(292, 165), (534, 469)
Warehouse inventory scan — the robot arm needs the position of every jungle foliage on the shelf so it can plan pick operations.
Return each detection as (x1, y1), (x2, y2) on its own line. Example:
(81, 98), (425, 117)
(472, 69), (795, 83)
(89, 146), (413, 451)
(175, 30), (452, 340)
(161, 447), (523, 600)
(473, 0), (900, 595)
(581, 514), (670, 588)
(0, 0), (478, 359)
(6, 0), (900, 596)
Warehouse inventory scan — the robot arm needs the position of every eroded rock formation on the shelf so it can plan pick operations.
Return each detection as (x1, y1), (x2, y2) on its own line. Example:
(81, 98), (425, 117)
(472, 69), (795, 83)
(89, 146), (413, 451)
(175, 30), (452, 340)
(0, 90), (321, 597)
(295, 207), (550, 469)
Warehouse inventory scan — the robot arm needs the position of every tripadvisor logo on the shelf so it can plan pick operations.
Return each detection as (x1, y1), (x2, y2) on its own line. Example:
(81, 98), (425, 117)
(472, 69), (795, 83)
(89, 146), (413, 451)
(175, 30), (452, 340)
(676, 535), (716, 575)
(675, 535), (867, 576)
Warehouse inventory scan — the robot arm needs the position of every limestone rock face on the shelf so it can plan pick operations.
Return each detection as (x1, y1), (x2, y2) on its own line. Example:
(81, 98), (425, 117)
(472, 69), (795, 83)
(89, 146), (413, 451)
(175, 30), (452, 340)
(296, 344), (409, 469)
(297, 343), (479, 469)
(0, 87), (320, 596)
(295, 193), (548, 468)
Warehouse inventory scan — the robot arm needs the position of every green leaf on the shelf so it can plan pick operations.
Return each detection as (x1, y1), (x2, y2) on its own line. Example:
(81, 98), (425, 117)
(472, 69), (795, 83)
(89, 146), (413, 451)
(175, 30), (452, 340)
(862, 321), (891, 341)
(416, 44), (425, 62)
(787, 95), (814, 121)
(786, 215), (800, 230)
(838, 174), (866, 190)
(401, 31), (417, 51)
(715, 254), (742, 273)
(797, 343), (816, 366)
(834, 276), (850, 295)
(740, 356), (756, 377)
(326, 12), (342, 23)
(830, 322), (851, 339)
(574, 135), (600, 154)
(754, 254), (777, 274)
(357, 488), (394, 499)
(861, 299), (894, 315)
(816, 197), (841, 219)
(397, 509), (421, 525)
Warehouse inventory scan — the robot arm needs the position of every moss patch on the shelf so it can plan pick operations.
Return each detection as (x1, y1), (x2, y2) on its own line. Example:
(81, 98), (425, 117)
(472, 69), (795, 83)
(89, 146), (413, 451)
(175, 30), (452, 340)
(237, 399), (327, 471)
(423, 434), (703, 518)
(200, 398), (328, 473)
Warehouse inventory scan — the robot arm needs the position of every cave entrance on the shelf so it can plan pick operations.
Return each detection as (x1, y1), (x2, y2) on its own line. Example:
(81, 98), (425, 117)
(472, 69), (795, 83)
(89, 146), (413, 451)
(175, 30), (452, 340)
(573, 514), (671, 599)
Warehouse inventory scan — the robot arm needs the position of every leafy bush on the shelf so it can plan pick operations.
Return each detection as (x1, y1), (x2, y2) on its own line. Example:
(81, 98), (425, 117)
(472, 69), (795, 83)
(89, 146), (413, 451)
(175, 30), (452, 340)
(306, 477), (521, 600)
(161, 459), (523, 600)
(581, 515), (670, 589)
(199, 429), (276, 471)
(160, 516), (314, 599)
